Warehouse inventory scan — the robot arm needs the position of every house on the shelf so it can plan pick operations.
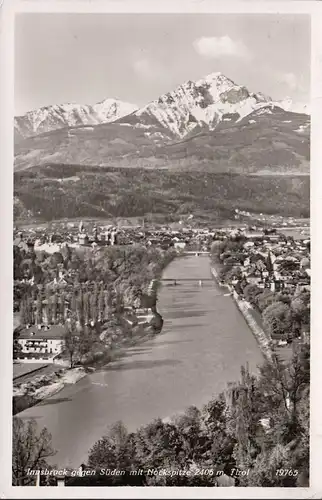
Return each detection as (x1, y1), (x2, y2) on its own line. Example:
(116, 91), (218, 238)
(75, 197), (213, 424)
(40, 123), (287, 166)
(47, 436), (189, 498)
(247, 276), (262, 286)
(15, 325), (65, 361)
(244, 231), (265, 240)
(173, 241), (187, 250)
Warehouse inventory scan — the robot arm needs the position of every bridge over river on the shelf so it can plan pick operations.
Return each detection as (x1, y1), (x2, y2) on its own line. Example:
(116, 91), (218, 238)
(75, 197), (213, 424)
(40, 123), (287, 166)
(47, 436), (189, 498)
(19, 255), (263, 467)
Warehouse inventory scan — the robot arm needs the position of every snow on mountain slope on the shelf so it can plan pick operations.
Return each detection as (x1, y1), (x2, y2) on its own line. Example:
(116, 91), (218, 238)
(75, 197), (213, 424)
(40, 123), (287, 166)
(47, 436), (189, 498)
(123, 72), (273, 138)
(276, 97), (310, 115)
(14, 71), (310, 174)
(14, 99), (138, 141)
(92, 98), (138, 123)
(15, 72), (309, 143)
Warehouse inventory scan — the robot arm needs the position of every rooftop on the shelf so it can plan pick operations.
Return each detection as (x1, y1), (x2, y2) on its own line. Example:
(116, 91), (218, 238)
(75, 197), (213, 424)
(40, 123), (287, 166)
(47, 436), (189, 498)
(18, 325), (65, 340)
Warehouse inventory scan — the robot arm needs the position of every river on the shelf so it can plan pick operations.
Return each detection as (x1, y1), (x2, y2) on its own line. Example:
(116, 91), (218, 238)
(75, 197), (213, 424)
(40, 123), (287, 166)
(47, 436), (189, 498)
(19, 255), (263, 468)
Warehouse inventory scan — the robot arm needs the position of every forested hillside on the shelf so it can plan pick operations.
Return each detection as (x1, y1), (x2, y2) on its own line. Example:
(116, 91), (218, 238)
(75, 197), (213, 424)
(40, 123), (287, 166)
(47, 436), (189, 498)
(14, 165), (309, 223)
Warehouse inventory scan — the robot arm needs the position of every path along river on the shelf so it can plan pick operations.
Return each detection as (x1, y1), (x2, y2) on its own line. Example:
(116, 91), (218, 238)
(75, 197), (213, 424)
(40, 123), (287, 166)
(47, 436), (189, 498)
(19, 255), (263, 467)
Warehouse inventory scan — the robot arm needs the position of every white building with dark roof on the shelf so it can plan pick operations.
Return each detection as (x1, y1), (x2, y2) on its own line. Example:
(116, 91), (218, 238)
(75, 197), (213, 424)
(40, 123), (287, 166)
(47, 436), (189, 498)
(16, 325), (65, 361)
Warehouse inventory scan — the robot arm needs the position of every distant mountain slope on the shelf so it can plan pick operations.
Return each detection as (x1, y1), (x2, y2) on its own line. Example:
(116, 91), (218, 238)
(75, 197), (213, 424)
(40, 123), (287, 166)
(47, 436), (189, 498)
(14, 164), (309, 223)
(14, 102), (310, 174)
(14, 119), (175, 172)
(152, 105), (310, 174)
(14, 99), (138, 141)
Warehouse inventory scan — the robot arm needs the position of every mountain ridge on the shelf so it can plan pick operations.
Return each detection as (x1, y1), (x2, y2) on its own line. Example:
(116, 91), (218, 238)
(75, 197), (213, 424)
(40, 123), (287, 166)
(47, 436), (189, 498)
(14, 98), (138, 141)
(15, 72), (309, 142)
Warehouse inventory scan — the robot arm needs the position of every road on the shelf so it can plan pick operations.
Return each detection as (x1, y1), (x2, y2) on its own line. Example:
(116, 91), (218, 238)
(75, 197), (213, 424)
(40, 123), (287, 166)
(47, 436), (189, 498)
(19, 255), (263, 467)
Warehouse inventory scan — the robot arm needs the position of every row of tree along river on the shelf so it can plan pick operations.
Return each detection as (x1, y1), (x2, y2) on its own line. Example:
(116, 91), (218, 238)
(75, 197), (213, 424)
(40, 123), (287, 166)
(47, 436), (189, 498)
(19, 255), (263, 467)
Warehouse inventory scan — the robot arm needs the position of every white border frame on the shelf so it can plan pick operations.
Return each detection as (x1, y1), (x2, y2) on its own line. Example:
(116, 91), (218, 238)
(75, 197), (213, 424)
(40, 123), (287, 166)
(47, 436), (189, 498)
(1, 1), (321, 498)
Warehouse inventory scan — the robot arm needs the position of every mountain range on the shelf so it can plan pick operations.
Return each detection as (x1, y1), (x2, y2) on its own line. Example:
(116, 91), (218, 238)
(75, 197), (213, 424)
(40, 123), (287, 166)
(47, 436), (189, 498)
(14, 72), (310, 223)
(15, 72), (309, 143)
(14, 99), (138, 142)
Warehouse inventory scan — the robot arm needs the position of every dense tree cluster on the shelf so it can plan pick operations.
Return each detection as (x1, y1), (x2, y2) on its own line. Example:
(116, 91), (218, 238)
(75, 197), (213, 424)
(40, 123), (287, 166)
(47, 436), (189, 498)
(14, 165), (309, 223)
(12, 418), (55, 486)
(15, 244), (175, 321)
(14, 244), (175, 364)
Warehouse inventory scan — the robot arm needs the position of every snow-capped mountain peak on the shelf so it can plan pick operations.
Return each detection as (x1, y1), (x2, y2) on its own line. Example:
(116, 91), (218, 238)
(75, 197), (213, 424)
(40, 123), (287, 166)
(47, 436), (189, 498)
(93, 98), (138, 122)
(132, 72), (273, 138)
(15, 98), (138, 141)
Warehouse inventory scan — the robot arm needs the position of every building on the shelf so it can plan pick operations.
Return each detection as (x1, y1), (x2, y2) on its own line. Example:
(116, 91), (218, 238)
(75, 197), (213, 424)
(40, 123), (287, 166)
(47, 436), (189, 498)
(15, 325), (65, 361)
(173, 241), (187, 250)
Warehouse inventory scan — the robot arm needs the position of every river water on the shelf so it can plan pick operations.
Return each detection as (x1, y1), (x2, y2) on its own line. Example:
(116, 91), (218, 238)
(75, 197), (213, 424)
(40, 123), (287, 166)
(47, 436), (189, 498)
(19, 255), (263, 468)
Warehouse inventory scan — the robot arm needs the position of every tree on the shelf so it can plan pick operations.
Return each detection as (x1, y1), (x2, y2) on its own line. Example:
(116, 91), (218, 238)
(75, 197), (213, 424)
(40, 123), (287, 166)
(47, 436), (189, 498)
(59, 292), (66, 323)
(266, 251), (274, 274)
(26, 296), (33, 325)
(258, 345), (309, 445)
(83, 292), (90, 325)
(291, 296), (310, 334)
(219, 264), (233, 282)
(224, 267), (242, 283)
(201, 397), (235, 472)
(35, 250), (46, 264)
(279, 260), (299, 273)
(103, 289), (111, 321)
(19, 298), (28, 326)
(51, 294), (58, 324)
(87, 421), (139, 485)
(132, 418), (185, 480)
(35, 293), (43, 325)
(243, 284), (261, 306)
(45, 289), (52, 325)
(70, 290), (77, 314)
(61, 244), (71, 264)
(256, 290), (276, 313)
(76, 291), (84, 326)
(48, 252), (63, 269)
(98, 288), (104, 322)
(12, 418), (56, 485)
(241, 443), (297, 486)
(90, 292), (98, 324)
(227, 365), (261, 471)
(262, 301), (292, 339)
(64, 317), (80, 368)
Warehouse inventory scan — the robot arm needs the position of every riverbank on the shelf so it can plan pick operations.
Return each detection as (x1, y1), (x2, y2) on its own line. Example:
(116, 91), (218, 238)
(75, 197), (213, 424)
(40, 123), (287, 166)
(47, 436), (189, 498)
(13, 308), (164, 415)
(210, 265), (273, 362)
(13, 367), (86, 415)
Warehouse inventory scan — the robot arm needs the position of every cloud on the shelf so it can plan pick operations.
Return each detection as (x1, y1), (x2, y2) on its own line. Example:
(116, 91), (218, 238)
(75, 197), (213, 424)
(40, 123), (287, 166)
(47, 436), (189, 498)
(193, 36), (251, 60)
(279, 72), (300, 91)
(275, 71), (307, 96)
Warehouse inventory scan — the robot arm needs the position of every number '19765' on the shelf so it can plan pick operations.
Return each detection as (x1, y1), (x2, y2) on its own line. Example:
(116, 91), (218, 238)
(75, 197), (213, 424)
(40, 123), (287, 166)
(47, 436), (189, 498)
(276, 469), (298, 476)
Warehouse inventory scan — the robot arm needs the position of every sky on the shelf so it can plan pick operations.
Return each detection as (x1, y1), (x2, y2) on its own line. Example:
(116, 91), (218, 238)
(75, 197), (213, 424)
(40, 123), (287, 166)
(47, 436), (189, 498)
(15, 13), (310, 115)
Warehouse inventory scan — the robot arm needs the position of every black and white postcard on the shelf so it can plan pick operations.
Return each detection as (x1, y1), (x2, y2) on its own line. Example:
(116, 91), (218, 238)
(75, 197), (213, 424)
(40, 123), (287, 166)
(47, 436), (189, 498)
(1, 0), (321, 498)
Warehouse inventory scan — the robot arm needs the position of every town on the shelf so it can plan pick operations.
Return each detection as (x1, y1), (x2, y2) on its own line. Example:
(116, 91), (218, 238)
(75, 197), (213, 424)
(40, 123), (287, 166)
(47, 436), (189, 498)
(13, 220), (310, 363)
(12, 218), (310, 487)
